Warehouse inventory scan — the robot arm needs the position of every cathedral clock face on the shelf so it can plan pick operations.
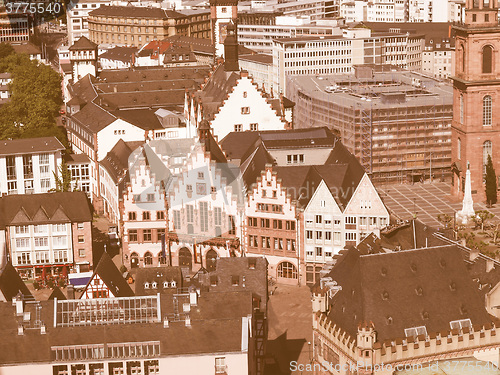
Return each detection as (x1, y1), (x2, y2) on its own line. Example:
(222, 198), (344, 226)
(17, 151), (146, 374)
(196, 183), (206, 195)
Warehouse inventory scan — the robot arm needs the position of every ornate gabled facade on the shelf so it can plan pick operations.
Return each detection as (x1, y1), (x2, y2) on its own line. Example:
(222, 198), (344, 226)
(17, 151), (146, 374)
(184, 64), (290, 142)
(167, 136), (244, 273)
(121, 144), (170, 269)
(245, 165), (300, 285)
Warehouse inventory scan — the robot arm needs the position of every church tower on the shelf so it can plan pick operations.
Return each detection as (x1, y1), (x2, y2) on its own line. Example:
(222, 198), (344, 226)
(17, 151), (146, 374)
(451, 0), (500, 202)
(69, 36), (98, 83)
(210, 0), (238, 59)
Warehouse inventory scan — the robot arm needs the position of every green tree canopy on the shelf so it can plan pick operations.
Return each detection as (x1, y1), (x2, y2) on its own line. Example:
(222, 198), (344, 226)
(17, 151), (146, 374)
(0, 52), (65, 146)
(0, 43), (14, 59)
(485, 154), (497, 206)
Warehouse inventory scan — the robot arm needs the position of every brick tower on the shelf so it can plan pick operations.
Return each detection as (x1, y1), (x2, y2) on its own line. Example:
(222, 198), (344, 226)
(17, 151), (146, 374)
(451, 0), (500, 202)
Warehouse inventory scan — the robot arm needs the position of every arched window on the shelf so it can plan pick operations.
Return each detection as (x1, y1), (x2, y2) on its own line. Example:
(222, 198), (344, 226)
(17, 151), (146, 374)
(131, 252), (139, 268)
(483, 45), (493, 73)
(158, 253), (167, 265)
(144, 252), (153, 266)
(483, 95), (492, 126)
(458, 138), (461, 160)
(460, 94), (464, 124)
(277, 261), (298, 279)
(205, 249), (218, 272)
(179, 247), (192, 270)
(483, 140), (492, 176)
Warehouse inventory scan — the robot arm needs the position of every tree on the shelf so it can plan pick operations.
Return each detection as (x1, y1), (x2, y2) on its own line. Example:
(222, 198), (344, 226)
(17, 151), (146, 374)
(485, 154), (497, 206)
(0, 43), (14, 59)
(437, 213), (453, 229)
(0, 53), (64, 144)
(51, 162), (73, 192)
(471, 210), (495, 231)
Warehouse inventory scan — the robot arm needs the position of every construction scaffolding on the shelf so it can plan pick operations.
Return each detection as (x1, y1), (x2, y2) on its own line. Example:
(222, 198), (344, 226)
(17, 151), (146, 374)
(287, 66), (453, 184)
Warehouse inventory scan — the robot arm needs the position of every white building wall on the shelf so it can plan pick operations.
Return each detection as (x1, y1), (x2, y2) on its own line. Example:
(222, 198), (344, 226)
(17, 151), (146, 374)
(209, 76), (287, 140)
(304, 181), (344, 263)
(96, 119), (147, 160)
(0, 151), (62, 195)
(342, 174), (390, 241)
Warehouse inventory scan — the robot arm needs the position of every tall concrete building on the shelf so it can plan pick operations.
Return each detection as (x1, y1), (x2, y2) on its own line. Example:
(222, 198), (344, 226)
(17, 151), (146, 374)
(451, 0), (500, 202)
(287, 65), (453, 184)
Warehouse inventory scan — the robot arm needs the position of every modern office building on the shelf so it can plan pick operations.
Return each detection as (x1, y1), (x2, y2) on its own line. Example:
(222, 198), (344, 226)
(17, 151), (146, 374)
(287, 65), (453, 184)
(272, 27), (424, 93)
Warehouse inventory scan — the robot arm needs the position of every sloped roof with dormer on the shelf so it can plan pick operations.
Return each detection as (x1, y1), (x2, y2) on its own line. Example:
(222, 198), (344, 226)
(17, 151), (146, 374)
(322, 245), (495, 343)
(0, 192), (93, 228)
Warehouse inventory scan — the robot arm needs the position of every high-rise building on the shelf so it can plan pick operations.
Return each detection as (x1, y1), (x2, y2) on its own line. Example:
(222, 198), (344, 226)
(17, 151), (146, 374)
(450, 0), (500, 202)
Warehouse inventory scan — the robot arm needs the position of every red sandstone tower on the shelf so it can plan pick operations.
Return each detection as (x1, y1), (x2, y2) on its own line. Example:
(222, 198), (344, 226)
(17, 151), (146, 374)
(451, 0), (500, 202)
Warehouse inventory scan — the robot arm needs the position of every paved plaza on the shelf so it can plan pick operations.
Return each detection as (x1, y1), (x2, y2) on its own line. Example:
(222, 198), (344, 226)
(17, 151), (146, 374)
(266, 284), (313, 374)
(377, 182), (500, 227)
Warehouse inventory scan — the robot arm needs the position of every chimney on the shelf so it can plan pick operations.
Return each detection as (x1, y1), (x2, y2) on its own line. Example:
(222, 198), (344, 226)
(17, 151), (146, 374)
(163, 318), (169, 328)
(17, 324), (24, 336)
(16, 298), (23, 316)
(185, 315), (191, 327)
(41, 324), (46, 335)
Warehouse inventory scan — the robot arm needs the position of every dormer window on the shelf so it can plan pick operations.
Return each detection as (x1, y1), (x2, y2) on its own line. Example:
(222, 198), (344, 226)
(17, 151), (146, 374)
(405, 326), (427, 338)
(152, 282), (158, 289)
(163, 281), (169, 288)
(144, 282), (150, 289)
(450, 318), (471, 330)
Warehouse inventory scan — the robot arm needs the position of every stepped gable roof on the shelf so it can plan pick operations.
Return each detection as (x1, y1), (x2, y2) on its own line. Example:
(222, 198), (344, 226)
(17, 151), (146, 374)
(48, 287), (67, 300)
(273, 165), (312, 201)
(71, 102), (116, 132)
(0, 192), (93, 228)
(100, 139), (143, 184)
(69, 36), (97, 51)
(198, 64), (240, 118)
(134, 267), (183, 296)
(83, 252), (134, 298)
(323, 245), (494, 342)
(0, 137), (64, 156)
(99, 46), (138, 64)
(0, 263), (33, 302)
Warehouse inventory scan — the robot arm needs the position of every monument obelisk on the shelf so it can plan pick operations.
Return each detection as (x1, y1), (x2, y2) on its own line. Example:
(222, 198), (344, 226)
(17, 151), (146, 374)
(456, 162), (475, 225)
